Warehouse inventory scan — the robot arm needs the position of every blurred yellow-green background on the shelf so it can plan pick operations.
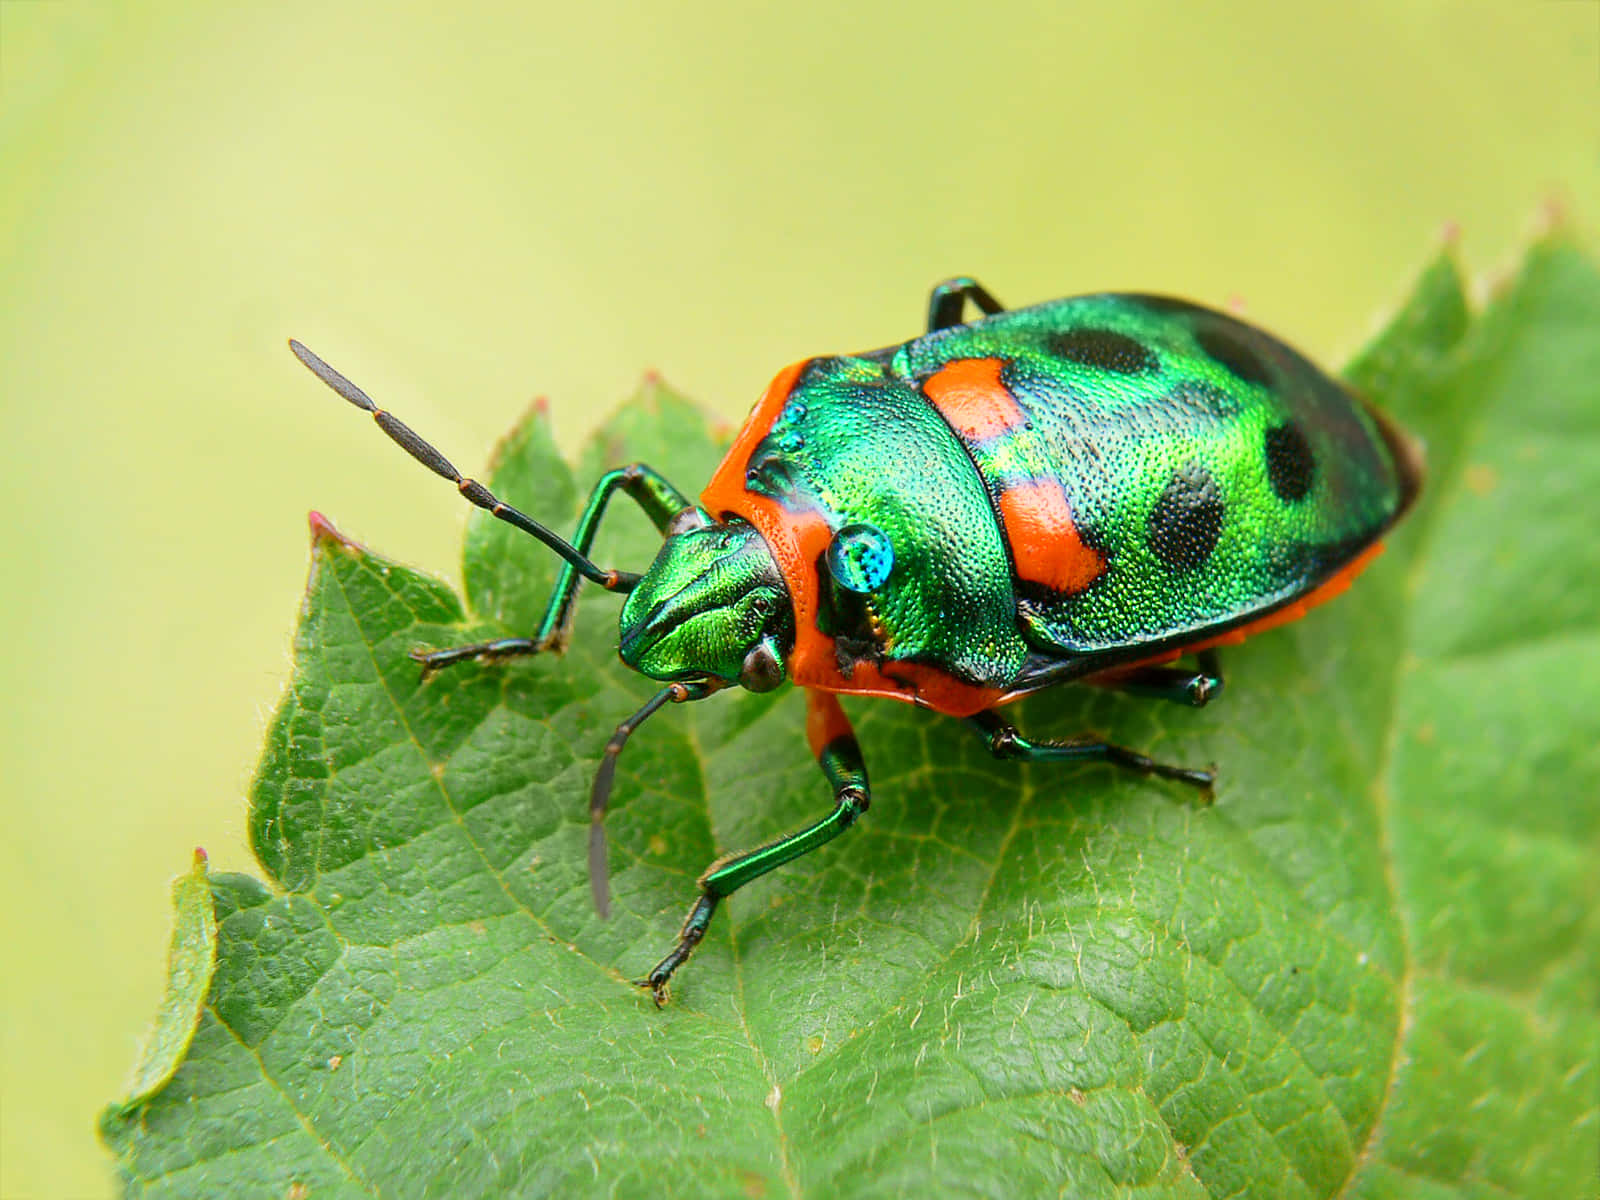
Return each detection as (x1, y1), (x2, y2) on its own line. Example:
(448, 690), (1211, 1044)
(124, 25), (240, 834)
(2, 2), (1595, 1195)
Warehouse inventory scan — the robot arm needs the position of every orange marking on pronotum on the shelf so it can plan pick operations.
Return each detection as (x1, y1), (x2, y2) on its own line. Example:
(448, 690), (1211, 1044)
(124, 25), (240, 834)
(923, 357), (1027, 441)
(307, 509), (360, 550)
(996, 479), (1106, 594)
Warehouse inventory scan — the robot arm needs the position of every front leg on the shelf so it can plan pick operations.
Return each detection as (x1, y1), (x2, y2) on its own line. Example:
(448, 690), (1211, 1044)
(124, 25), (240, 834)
(967, 709), (1214, 792)
(643, 690), (870, 1005)
(414, 463), (696, 676)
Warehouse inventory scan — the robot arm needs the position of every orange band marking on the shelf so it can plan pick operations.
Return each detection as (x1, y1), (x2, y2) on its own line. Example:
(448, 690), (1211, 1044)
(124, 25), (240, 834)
(996, 479), (1106, 594)
(923, 357), (1027, 441)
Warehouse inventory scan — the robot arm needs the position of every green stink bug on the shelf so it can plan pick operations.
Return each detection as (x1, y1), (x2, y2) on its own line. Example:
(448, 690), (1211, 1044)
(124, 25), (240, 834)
(291, 276), (1421, 1003)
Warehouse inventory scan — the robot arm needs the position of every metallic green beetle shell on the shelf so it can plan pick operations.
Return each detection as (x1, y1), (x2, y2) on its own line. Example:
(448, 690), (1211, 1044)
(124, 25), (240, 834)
(726, 293), (1421, 696)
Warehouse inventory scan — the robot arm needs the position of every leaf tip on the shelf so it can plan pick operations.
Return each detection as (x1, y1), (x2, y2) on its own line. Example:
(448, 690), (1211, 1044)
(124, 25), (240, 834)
(1536, 190), (1572, 236)
(631, 368), (686, 411)
(112, 851), (220, 1114)
(480, 396), (561, 481)
(307, 509), (360, 552)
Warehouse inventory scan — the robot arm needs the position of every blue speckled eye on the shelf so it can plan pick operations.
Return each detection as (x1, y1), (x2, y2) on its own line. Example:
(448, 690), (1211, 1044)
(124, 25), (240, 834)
(826, 523), (894, 593)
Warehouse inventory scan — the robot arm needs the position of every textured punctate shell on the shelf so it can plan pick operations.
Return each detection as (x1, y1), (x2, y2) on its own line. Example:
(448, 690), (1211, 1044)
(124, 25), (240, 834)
(702, 293), (1419, 714)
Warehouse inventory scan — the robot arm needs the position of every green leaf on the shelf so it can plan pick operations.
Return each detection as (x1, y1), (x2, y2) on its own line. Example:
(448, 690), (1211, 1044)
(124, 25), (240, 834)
(102, 243), (1600, 1198)
(114, 850), (219, 1112)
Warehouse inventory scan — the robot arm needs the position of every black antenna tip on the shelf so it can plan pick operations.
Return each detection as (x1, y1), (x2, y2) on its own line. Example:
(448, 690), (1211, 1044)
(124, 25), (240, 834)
(584, 687), (683, 919)
(588, 753), (619, 917)
(288, 338), (378, 412)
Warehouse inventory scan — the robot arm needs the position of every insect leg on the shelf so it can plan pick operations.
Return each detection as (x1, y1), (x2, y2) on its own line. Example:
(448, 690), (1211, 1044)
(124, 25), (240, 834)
(966, 709), (1214, 791)
(413, 464), (695, 675)
(643, 690), (869, 1005)
(926, 277), (1006, 331)
(535, 465), (696, 649)
(1085, 650), (1225, 708)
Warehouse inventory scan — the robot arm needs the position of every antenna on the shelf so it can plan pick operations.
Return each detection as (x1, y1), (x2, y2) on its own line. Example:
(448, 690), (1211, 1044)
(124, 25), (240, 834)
(587, 679), (723, 917)
(289, 339), (638, 593)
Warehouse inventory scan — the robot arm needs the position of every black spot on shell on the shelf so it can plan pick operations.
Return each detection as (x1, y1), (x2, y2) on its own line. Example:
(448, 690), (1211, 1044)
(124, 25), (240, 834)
(1196, 326), (1273, 387)
(1264, 422), (1316, 502)
(1048, 328), (1157, 374)
(1148, 464), (1224, 570)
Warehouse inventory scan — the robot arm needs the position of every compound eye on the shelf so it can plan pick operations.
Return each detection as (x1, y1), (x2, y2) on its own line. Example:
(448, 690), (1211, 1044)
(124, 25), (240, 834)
(826, 523), (894, 593)
(739, 639), (784, 693)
